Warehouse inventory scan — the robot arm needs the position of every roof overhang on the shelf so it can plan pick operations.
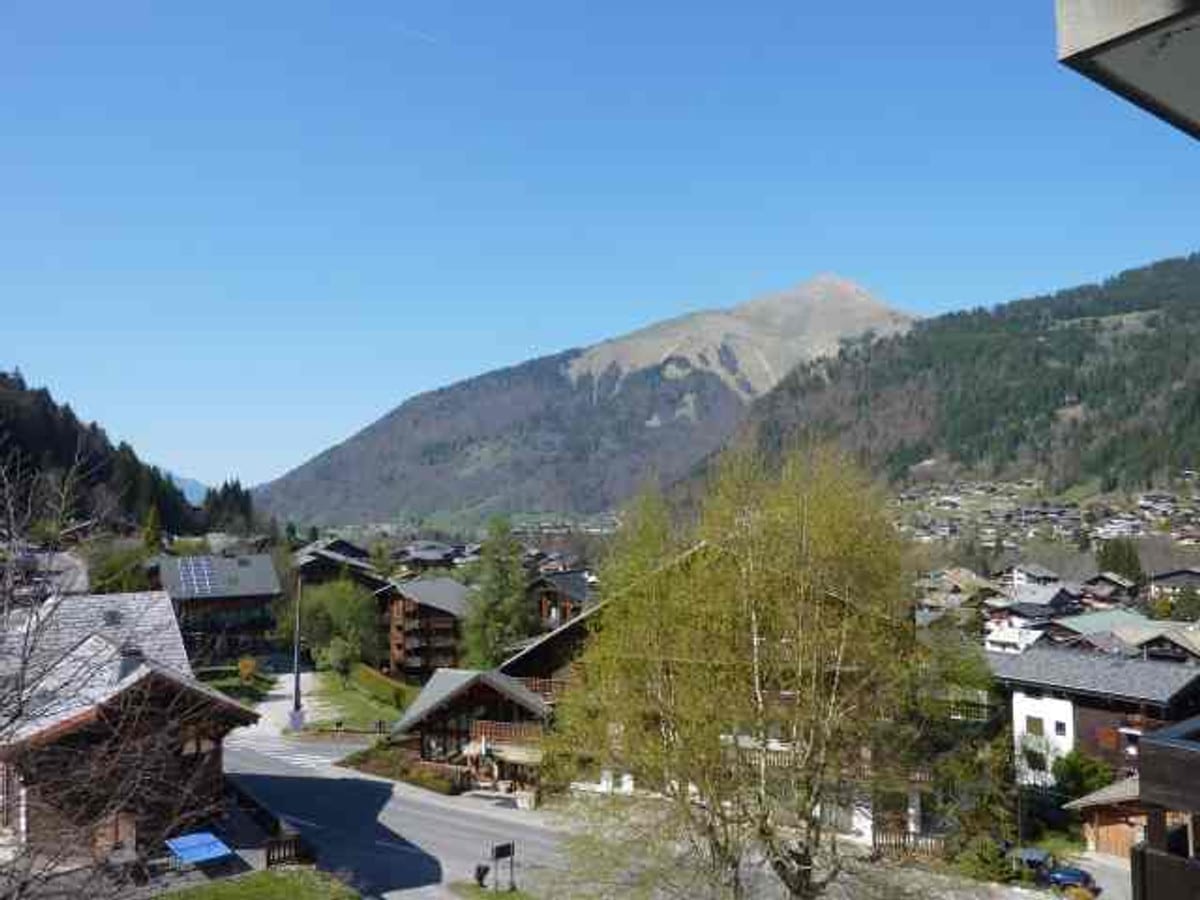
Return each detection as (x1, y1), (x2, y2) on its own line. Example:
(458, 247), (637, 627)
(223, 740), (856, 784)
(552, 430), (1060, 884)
(1056, 0), (1200, 138)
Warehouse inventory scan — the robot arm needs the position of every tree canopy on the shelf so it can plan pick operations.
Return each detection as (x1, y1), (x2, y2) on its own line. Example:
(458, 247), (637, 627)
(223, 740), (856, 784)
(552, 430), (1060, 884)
(463, 517), (536, 668)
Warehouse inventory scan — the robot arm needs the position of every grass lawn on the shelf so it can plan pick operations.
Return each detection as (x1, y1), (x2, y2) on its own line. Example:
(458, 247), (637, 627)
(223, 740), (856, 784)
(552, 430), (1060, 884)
(198, 672), (277, 706)
(340, 742), (464, 795)
(167, 869), (357, 899)
(309, 671), (403, 732)
(1034, 829), (1086, 861)
(448, 881), (536, 899)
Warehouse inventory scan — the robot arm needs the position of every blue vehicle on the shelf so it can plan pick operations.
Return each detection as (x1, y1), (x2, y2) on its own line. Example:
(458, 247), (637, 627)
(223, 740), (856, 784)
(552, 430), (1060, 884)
(1046, 864), (1098, 895)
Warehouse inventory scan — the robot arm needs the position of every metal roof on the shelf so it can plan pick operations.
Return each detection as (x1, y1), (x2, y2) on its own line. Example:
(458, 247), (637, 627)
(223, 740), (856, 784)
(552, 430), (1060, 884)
(1063, 775), (1141, 811)
(1054, 609), (1149, 636)
(394, 577), (471, 619)
(159, 554), (282, 602)
(988, 645), (1200, 706)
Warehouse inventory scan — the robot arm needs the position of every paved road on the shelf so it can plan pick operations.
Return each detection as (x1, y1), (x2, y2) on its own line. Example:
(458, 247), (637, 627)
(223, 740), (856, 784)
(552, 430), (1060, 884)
(225, 730), (564, 899)
(1073, 851), (1131, 900)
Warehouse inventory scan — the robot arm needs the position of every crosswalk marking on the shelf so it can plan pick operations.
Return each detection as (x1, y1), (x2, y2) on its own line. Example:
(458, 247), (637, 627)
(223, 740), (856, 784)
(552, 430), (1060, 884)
(224, 733), (348, 771)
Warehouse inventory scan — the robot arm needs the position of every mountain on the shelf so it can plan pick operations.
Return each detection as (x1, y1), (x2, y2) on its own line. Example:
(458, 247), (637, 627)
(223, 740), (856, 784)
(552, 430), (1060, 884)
(741, 254), (1200, 492)
(0, 370), (197, 533)
(167, 472), (209, 506)
(255, 276), (910, 526)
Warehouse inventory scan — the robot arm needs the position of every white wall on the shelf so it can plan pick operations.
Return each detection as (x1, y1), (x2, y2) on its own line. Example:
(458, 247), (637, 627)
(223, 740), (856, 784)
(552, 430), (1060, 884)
(1012, 690), (1075, 786)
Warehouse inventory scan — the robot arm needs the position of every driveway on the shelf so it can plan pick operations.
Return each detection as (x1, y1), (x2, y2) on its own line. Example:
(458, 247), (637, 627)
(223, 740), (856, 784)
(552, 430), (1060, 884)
(1073, 851), (1131, 900)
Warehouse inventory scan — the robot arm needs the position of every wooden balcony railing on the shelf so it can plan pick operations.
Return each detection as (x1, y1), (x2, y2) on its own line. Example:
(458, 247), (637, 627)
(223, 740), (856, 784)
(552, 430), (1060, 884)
(519, 677), (567, 701)
(470, 720), (544, 746)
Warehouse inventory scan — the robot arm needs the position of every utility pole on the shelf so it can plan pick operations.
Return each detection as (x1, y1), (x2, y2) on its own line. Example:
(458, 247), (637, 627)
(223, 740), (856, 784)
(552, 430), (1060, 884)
(289, 571), (305, 730)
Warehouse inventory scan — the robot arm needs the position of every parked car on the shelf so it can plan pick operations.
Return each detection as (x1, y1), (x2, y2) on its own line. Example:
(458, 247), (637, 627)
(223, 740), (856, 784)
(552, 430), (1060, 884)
(1046, 864), (1099, 895)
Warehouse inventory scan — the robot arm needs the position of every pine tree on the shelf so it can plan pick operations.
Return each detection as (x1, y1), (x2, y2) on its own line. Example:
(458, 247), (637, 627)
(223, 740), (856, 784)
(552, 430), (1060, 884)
(464, 517), (533, 667)
(142, 505), (162, 552)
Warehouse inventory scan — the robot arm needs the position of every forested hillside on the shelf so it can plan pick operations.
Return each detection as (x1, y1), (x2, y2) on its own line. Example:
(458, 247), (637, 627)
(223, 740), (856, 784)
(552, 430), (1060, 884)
(748, 254), (1200, 491)
(0, 370), (196, 533)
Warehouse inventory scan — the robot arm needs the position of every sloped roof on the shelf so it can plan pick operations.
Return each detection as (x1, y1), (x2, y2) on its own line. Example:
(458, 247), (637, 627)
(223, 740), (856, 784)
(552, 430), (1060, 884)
(531, 569), (595, 605)
(1087, 571), (1136, 591)
(988, 645), (1200, 706)
(0, 591), (192, 681)
(1054, 609), (1149, 636)
(394, 577), (471, 619)
(159, 554), (282, 602)
(499, 600), (605, 676)
(391, 668), (546, 737)
(1063, 775), (1141, 811)
(1, 593), (256, 746)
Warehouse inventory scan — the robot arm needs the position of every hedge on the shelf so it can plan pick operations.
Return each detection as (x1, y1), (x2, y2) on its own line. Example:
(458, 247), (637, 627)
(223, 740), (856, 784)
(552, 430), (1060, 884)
(350, 664), (419, 710)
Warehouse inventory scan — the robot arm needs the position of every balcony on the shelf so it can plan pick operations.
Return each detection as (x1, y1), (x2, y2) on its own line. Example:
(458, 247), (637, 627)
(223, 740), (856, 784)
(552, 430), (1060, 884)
(470, 720), (544, 747)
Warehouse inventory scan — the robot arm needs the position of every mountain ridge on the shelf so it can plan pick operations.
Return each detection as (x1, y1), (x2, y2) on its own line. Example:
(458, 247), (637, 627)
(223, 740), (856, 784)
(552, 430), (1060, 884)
(255, 276), (910, 527)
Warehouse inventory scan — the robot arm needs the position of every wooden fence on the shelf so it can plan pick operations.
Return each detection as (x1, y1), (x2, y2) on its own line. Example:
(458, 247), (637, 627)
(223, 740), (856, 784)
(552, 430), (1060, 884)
(872, 829), (947, 860)
(266, 833), (312, 868)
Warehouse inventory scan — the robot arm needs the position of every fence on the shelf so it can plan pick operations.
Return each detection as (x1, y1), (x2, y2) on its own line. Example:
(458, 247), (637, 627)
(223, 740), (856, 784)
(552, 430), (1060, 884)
(872, 828), (947, 860)
(266, 832), (313, 868)
(470, 720), (544, 746)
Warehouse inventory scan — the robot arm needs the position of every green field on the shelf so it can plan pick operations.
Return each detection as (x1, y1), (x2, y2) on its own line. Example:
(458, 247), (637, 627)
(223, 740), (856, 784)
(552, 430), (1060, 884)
(168, 870), (357, 899)
(308, 671), (405, 732)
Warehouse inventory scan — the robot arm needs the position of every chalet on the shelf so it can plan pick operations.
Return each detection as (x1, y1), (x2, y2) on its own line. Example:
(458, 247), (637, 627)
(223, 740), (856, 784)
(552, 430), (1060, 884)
(1043, 609), (1150, 646)
(382, 577), (471, 684)
(293, 542), (389, 592)
(1149, 568), (1200, 600)
(396, 541), (458, 573)
(994, 562), (1061, 588)
(988, 646), (1200, 787)
(527, 569), (596, 632)
(154, 554), (282, 659)
(1083, 571), (1137, 604)
(390, 669), (547, 786)
(0, 592), (257, 869)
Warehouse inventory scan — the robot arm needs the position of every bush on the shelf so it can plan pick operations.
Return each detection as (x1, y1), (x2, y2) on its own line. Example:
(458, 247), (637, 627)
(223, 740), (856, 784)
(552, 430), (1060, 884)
(237, 657), (258, 683)
(341, 741), (465, 795)
(351, 664), (419, 710)
(953, 836), (1015, 884)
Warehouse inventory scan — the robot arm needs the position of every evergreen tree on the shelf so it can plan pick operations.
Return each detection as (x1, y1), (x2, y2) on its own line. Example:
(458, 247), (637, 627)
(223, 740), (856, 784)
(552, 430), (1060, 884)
(142, 505), (162, 551)
(1096, 537), (1145, 585)
(464, 517), (534, 667)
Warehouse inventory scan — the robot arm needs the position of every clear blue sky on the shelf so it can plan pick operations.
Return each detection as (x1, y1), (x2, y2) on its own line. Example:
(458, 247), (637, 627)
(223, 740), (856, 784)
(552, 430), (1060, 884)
(3, 2), (1197, 487)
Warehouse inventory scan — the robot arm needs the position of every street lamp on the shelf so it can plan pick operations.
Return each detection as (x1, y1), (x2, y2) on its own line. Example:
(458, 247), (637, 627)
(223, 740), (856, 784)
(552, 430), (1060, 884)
(289, 571), (305, 730)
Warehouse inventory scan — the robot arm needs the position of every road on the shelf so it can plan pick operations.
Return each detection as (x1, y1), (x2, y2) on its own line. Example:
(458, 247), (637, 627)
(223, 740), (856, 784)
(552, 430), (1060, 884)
(223, 676), (564, 899)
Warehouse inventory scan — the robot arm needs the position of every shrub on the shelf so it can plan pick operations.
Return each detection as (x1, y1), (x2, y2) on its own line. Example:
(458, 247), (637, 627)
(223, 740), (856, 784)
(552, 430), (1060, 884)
(351, 664), (419, 710)
(237, 657), (258, 683)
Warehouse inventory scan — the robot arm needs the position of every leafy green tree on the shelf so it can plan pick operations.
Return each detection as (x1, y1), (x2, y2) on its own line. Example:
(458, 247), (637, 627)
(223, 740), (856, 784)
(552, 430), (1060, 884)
(1176, 588), (1200, 621)
(142, 506), (162, 552)
(1051, 749), (1114, 802)
(1096, 538), (1144, 585)
(285, 521), (299, 546)
(548, 447), (924, 899)
(325, 636), (356, 685)
(369, 540), (393, 578)
(87, 541), (152, 594)
(464, 517), (534, 667)
(278, 577), (382, 667)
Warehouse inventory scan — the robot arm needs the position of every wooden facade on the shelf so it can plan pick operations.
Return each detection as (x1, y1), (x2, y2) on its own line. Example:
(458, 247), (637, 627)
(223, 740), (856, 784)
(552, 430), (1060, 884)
(388, 594), (461, 684)
(1, 673), (255, 866)
(406, 681), (542, 763)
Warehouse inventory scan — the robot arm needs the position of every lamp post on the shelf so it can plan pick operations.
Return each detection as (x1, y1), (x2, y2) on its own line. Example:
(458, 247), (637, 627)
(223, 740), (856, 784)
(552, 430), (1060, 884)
(289, 571), (305, 730)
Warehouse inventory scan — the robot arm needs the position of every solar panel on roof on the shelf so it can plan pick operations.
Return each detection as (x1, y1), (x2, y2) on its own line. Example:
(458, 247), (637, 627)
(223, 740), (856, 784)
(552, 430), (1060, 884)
(178, 558), (214, 596)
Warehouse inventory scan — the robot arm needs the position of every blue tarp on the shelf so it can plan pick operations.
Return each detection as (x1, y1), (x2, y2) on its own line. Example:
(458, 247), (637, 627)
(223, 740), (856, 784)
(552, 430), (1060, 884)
(165, 832), (234, 865)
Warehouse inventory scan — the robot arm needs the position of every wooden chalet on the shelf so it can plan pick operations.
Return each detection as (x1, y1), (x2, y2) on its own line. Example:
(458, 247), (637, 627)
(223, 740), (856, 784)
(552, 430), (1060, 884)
(0, 592), (257, 870)
(526, 569), (595, 632)
(380, 577), (470, 684)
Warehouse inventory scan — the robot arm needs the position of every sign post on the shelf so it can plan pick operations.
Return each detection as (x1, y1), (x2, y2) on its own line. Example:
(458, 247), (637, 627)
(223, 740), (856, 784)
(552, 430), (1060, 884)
(492, 841), (515, 893)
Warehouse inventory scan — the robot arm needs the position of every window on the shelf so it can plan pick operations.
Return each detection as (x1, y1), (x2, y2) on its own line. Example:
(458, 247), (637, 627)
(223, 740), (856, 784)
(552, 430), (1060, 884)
(1025, 715), (1044, 737)
(1054, 721), (1067, 737)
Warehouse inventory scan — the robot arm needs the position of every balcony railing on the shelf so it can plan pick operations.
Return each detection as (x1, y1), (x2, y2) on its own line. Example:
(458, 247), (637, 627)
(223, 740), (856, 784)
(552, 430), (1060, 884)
(519, 677), (567, 702)
(470, 720), (543, 746)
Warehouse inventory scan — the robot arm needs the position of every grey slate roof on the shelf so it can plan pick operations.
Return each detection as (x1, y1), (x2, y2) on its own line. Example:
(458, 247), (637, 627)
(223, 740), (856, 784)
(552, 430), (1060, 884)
(0, 591), (192, 681)
(391, 668), (546, 737)
(987, 645), (1200, 706)
(534, 570), (595, 605)
(395, 577), (471, 619)
(1, 591), (256, 744)
(158, 554), (282, 602)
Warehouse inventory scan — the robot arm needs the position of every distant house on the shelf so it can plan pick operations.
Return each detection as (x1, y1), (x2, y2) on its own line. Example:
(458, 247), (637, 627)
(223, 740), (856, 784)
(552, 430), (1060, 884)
(0, 592), (257, 867)
(1083, 571), (1137, 604)
(293, 541), (389, 592)
(1149, 568), (1200, 599)
(989, 646), (1200, 786)
(985, 583), (1081, 631)
(383, 577), (471, 684)
(154, 554), (283, 659)
(995, 563), (1061, 588)
(527, 569), (596, 632)
(397, 541), (459, 573)
(1045, 609), (1150, 645)
(984, 626), (1045, 655)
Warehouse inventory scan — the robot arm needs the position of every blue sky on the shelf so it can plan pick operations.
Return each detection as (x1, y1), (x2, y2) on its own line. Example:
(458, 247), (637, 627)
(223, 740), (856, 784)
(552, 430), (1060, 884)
(3, 2), (1197, 487)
